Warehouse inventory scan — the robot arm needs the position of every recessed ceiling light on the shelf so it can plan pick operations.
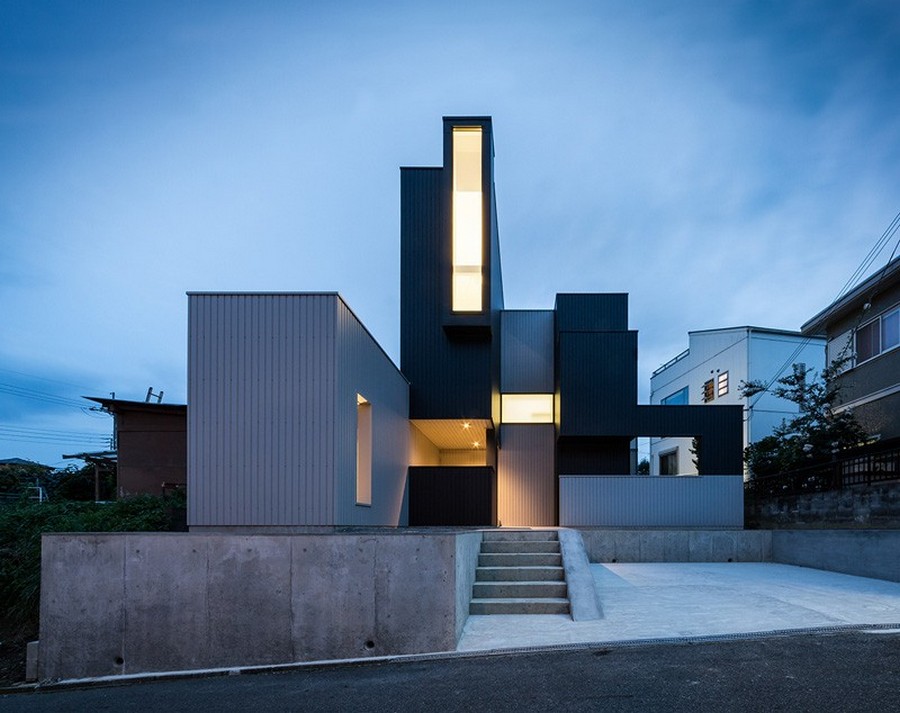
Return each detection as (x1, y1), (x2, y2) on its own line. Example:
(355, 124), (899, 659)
(462, 422), (471, 430)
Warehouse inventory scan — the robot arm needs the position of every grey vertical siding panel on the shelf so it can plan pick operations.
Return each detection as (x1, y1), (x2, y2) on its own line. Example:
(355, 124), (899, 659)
(558, 476), (743, 527)
(500, 311), (554, 393)
(188, 293), (337, 527)
(334, 298), (410, 526)
(497, 424), (556, 526)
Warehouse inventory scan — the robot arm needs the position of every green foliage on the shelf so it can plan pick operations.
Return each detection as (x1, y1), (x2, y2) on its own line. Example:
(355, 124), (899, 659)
(690, 437), (701, 474)
(43, 464), (115, 501)
(0, 495), (184, 628)
(636, 458), (650, 475)
(0, 462), (51, 495)
(740, 359), (868, 478)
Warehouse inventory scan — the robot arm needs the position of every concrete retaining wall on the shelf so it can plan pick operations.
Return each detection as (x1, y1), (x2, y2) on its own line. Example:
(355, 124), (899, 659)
(746, 481), (900, 529)
(575, 529), (773, 563)
(39, 532), (479, 681)
(772, 530), (900, 583)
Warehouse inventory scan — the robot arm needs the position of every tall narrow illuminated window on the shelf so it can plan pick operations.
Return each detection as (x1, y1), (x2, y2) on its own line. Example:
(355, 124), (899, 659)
(452, 127), (483, 312)
(356, 394), (372, 506)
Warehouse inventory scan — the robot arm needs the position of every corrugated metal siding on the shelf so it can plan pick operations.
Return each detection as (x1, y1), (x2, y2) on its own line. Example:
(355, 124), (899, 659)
(500, 311), (554, 393)
(400, 168), (494, 420)
(408, 465), (497, 526)
(555, 293), (628, 332)
(188, 294), (337, 527)
(334, 298), (409, 526)
(498, 424), (556, 526)
(558, 475), (743, 527)
(557, 331), (638, 435)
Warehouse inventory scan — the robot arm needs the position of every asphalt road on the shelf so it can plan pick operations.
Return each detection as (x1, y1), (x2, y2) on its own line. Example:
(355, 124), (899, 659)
(2, 630), (898, 712)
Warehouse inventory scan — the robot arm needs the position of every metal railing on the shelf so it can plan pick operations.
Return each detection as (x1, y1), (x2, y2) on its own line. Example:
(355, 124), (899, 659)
(745, 442), (900, 497)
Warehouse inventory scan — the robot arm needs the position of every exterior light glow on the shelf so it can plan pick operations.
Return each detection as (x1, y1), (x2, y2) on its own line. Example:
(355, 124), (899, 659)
(472, 441), (481, 448)
(462, 422), (471, 430)
(452, 127), (483, 313)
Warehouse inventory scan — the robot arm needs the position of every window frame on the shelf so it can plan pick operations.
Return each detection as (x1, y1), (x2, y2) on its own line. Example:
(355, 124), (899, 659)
(661, 386), (689, 406)
(855, 304), (900, 366)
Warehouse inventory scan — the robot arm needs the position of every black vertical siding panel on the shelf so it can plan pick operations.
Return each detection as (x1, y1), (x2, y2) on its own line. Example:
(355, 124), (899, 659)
(555, 293), (628, 332)
(400, 168), (492, 419)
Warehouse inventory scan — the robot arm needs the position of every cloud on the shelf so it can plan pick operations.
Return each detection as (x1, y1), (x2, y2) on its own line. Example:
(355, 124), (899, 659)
(1, 0), (898, 460)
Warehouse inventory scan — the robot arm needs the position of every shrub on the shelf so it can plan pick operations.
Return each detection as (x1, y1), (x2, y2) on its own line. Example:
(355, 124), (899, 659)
(0, 494), (183, 628)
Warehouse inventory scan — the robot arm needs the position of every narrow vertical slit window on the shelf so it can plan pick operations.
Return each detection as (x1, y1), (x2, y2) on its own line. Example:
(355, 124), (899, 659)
(452, 127), (483, 312)
(356, 394), (372, 506)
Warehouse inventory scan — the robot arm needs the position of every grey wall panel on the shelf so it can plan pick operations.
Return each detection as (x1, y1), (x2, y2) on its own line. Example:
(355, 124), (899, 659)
(188, 294), (338, 527)
(334, 298), (409, 526)
(498, 424), (556, 526)
(501, 310), (554, 393)
(558, 475), (743, 527)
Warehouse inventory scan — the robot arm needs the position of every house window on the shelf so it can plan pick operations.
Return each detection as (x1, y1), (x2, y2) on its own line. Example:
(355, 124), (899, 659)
(356, 394), (372, 506)
(661, 386), (688, 405)
(856, 306), (898, 364)
(659, 449), (678, 475)
(883, 309), (899, 351)
(501, 394), (554, 423)
(702, 379), (715, 403)
(451, 127), (483, 313)
(717, 371), (729, 397)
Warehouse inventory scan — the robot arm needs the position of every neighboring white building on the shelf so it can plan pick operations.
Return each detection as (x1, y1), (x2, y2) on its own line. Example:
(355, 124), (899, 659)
(649, 327), (825, 478)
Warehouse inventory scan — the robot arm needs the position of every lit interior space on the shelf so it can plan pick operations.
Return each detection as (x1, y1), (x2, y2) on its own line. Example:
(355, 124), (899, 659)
(501, 394), (554, 423)
(409, 418), (491, 466)
(451, 127), (483, 313)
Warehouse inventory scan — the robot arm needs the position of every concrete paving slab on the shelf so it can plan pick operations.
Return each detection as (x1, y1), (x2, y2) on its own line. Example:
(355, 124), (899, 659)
(457, 562), (900, 651)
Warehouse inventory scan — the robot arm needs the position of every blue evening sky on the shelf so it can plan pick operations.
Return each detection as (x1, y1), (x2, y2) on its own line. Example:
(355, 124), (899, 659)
(2, 0), (899, 466)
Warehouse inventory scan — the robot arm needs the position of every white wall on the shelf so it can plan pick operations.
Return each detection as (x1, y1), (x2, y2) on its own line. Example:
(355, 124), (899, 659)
(649, 328), (824, 476)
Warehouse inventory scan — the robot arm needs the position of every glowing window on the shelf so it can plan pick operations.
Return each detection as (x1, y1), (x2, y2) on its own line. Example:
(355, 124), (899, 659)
(356, 394), (372, 506)
(452, 127), (483, 312)
(717, 371), (729, 397)
(501, 394), (554, 424)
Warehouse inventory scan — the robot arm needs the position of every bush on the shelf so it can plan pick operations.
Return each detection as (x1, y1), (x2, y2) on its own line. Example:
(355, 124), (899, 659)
(0, 494), (184, 628)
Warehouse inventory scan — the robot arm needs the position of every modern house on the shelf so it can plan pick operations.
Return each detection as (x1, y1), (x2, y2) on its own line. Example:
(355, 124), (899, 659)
(650, 327), (825, 477)
(188, 116), (745, 531)
(801, 255), (900, 442)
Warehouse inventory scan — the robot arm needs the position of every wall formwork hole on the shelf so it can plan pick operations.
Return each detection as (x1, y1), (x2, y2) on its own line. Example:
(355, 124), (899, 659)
(365, 640), (375, 651)
(114, 656), (124, 666)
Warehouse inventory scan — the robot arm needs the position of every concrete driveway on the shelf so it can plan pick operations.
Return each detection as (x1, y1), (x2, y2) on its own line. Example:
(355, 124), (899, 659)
(458, 562), (900, 650)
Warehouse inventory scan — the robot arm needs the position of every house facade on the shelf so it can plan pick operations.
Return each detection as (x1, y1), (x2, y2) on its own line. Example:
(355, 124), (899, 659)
(649, 328), (825, 477)
(187, 116), (745, 530)
(86, 397), (187, 497)
(801, 256), (900, 442)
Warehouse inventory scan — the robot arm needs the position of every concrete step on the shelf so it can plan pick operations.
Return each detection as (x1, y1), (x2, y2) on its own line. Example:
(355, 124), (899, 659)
(480, 540), (560, 554)
(478, 552), (562, 567)
(482, 530), (558, 542)
(476, 566), (565, 582)
(469, 597), (570, 615)
(473, 581), (568, 599)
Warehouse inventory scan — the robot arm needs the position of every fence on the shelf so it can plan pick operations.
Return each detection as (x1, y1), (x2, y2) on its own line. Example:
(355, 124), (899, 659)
(745, 442), (900, 498)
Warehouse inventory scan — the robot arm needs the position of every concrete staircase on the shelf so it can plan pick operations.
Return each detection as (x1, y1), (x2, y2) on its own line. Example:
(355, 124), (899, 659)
(469, 530), (570, 615)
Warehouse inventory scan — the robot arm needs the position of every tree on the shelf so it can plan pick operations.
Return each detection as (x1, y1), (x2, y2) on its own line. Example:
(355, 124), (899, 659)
(636, 458), (650, 475)
(740, 359), (867, 477)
